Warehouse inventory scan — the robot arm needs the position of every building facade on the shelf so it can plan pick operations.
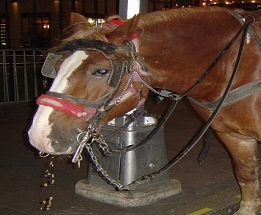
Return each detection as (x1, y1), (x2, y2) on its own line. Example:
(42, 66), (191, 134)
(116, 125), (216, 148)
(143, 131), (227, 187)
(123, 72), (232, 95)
(0, 0), (119, 48)
(1, 0), (260, 49)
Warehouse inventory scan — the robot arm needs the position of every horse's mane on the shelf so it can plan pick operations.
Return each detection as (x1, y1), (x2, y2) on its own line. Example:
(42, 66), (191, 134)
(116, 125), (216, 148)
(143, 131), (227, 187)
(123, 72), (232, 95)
(138, 7), (230, 26)
(54, 7), (230, 51)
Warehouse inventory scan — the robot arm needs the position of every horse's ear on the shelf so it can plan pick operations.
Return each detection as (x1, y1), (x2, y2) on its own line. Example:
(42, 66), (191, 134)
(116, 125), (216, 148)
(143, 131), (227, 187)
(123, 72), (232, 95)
(70, 12), (88, 25)
(68, 12), (91, 34)
(106, 15), (140, 45)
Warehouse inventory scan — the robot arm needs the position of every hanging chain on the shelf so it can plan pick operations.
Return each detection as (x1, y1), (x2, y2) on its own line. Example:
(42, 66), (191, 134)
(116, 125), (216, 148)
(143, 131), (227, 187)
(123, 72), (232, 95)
(113, 71), (135, 105)
(85, 142), (131, 191)
(71, 128), (131, 190)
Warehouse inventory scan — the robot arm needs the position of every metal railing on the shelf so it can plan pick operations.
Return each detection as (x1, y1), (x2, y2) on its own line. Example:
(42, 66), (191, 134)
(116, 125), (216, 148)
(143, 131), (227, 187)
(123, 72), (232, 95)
(0, 49), (45, 103)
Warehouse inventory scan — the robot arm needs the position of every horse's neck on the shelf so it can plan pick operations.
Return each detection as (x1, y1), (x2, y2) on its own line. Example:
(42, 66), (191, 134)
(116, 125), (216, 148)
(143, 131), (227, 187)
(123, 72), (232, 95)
(138, 8), (240, 97)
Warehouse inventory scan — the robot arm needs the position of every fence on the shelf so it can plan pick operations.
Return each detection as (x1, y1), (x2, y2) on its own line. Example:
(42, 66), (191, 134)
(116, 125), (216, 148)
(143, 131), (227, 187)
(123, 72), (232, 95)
(0, 49), (45, 103)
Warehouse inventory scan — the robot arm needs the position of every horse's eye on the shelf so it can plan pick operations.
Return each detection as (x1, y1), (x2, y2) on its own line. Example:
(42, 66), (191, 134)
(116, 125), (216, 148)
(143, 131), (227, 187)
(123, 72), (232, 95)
(93, 69), (110, 76)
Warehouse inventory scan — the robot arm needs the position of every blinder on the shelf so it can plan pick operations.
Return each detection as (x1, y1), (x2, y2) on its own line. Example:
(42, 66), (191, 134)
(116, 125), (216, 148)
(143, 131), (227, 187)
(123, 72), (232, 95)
(41, 52), (63, 78)
(41, 39), (128, 88)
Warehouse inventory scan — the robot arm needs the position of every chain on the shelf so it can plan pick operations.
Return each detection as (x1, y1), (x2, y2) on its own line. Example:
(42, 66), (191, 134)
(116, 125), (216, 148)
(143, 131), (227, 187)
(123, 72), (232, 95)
(72, 129), (129, 190)
(132, 70), (182, 100)
(113, 71), (135, 105)
(93, 133), (112, 156)
(85, 142), (131, 191)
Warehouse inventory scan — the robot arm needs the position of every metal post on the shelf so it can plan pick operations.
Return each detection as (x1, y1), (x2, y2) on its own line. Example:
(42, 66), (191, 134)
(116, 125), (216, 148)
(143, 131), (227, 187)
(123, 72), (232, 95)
(94, 0), (98, 18)
(59, 0), (63, 31)
(71, 0), (76, 12)
(33, 0), (36, 48)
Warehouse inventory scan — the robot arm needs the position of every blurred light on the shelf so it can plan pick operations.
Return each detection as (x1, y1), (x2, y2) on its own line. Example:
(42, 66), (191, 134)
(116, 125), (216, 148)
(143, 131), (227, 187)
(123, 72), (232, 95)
(87, 18), (105, 27)
(87, 18), (95, 25)
(43, 24), (50, 29)
(127, 0), (140, 19)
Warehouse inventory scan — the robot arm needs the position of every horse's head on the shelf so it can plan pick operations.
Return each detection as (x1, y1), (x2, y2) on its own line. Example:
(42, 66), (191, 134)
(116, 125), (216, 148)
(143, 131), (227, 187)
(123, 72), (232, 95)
(28, 13), (150, 155)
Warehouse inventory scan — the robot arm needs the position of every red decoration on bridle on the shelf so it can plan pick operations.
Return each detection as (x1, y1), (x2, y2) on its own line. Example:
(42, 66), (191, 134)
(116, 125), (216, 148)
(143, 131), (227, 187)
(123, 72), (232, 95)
(36, 94), (97, 121)
(105, 19), (138, 40)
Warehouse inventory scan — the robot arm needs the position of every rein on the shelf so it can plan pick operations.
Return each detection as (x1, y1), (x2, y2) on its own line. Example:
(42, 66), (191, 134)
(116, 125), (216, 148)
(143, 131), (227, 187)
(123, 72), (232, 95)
(189, 13), (261, 110)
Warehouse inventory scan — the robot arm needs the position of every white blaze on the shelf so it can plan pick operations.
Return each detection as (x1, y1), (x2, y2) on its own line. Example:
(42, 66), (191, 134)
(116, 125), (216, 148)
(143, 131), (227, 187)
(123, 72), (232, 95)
(28, 51), (88, 154)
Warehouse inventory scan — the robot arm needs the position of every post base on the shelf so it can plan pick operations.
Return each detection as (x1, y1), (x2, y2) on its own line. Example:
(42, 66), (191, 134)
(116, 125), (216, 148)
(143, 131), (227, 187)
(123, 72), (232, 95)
(75, 178), (181, 207)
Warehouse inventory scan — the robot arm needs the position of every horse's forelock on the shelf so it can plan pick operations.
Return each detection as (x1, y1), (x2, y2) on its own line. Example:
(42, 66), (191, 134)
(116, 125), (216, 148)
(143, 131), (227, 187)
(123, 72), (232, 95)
(58, 14), (135, 50)
(57, 23), (111, 51)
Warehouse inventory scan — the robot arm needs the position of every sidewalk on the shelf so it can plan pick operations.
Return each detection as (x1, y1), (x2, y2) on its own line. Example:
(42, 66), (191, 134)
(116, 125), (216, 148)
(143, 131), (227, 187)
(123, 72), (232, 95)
(0, 98), (243, 215)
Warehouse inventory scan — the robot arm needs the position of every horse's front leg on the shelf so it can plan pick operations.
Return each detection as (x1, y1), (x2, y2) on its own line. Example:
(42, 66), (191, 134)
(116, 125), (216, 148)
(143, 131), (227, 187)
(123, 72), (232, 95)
(217, 132), (261, 215)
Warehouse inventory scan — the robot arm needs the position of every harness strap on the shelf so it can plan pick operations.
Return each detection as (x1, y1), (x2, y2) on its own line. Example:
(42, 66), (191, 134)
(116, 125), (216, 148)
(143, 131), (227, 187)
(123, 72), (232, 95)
(178, 13), (247, 98)
(233, 12), (261, 49)
(188, 13), (261, 111)
(189, 79), (261, 111)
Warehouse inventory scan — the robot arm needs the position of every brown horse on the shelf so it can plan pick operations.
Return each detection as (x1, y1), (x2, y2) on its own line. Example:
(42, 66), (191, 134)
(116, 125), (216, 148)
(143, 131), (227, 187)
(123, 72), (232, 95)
(28, 7), (261, 214)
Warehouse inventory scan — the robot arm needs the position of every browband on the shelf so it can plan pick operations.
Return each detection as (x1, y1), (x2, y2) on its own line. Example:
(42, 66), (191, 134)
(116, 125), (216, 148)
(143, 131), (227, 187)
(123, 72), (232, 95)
(56, 39), (117, 54)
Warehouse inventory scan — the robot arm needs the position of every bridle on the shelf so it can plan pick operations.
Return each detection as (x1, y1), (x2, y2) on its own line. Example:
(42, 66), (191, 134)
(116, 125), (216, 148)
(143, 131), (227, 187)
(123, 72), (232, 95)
(37, 38), (150, 125)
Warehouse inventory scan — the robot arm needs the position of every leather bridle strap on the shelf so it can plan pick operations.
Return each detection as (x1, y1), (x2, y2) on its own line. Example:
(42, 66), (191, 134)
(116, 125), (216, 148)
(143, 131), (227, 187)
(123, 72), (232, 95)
(233, 12), (261, 49)
(189, 79), (261, 111)
(46, 91), (101, 108)
(179, 15), (249, 98)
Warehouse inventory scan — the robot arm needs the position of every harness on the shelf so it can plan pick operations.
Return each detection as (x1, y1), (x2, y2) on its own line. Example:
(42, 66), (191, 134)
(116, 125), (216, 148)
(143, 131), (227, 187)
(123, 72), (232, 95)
(188, 12), (261, 110)
(38, 15), (261, 191)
